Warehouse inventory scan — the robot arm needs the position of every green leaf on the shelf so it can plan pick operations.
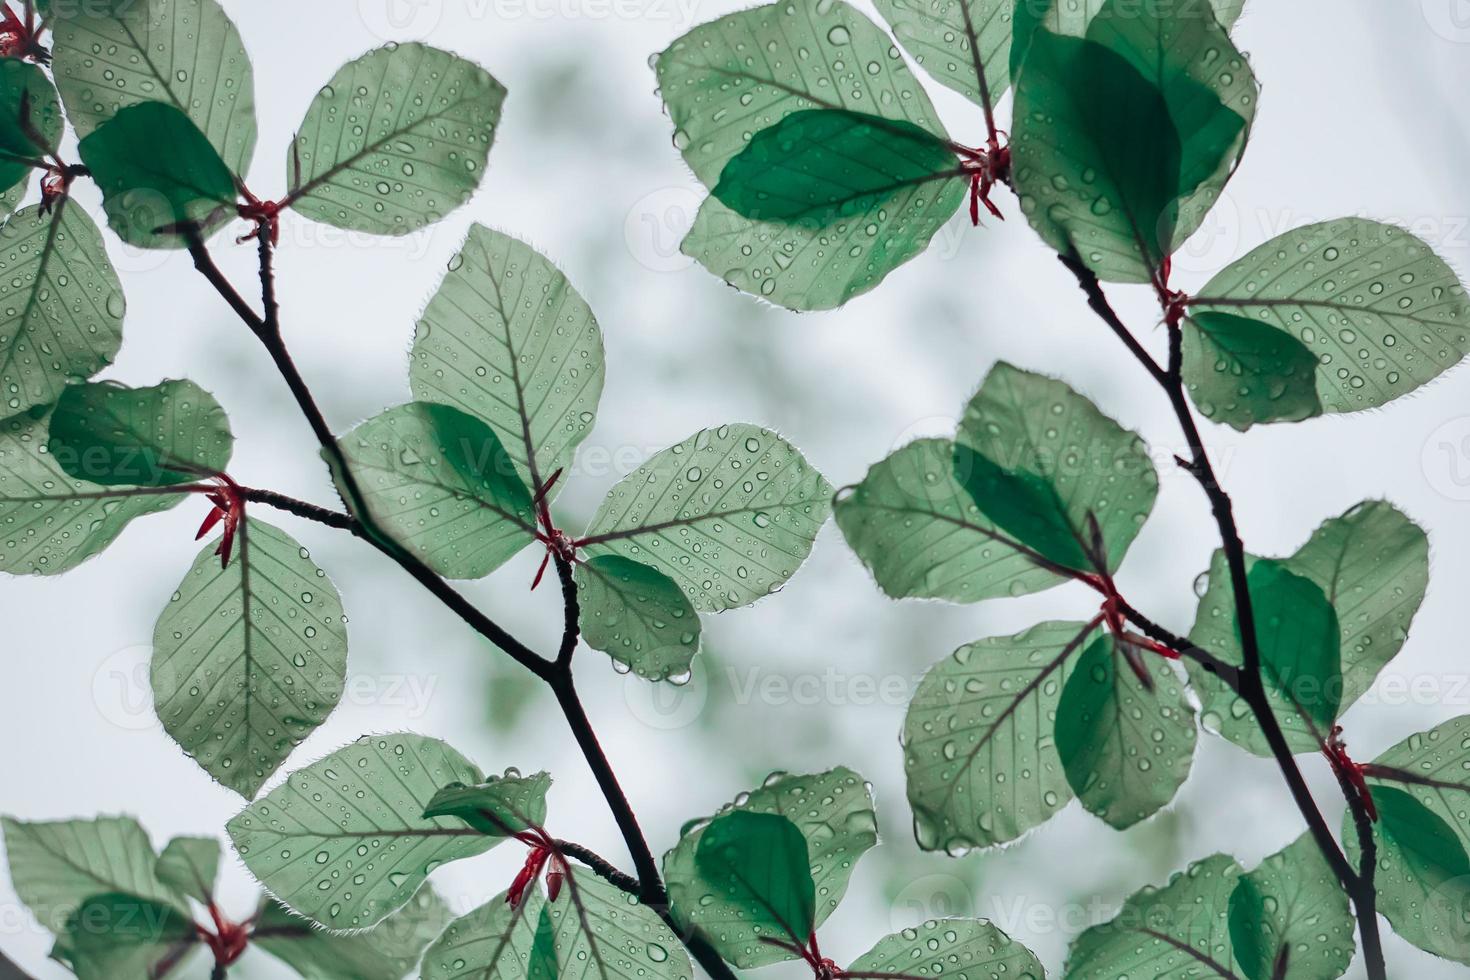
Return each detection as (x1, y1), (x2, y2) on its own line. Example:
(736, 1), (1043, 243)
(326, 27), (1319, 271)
(78, 102), (238, 249)
(63, 893), (199, 980)
(409, 224), (604, 497)
(575, 555), (700, 681)
(1350, 786), (1470, 965)
(1242, 559), (1342, 733)
(656, 0), (962, 310)
(1191, 218), (1470, 414)
(154, 836), (220, 905)
(152, 519), (348, 798)
(0, 174), (27, 223)
(1182, 310), (1323, 429)
(1011, 0), (1246, 78)
(50, 0), (257, 176)
(48, 380), (232, 487)
(1012, 0), (1249, 281)
(336, 402), (537, 580)
(872, 0), (1012, 109)
(955, 361), (1158, 577)
(425, 871), (693, 980)
(1229, 833), (1355, 980)
(0, 59), (61, 193)
(1186, 500), (1425, 755)
(287, 43), (504, 235)
(0, 406), (179, 575)
(834, 438), (1066, 602)
(1055, 635), (1197, 830)
(664, 768), (876, 968)
(1357, 717), (1470, 963)
(580, 424), (831, 612)
(0, 203), (125, 422)
(228, 733), (495, 930)
(904, 620), (1100, 851)
(254, 885), (452, 980)
(1064, 853), (1243, 978)
(422, 769), (552, 836)
(848, 919), (1044, 980)
(712, 109), (961, 225)
(1, 815), (187, 937)
(695, 812), (816, 950)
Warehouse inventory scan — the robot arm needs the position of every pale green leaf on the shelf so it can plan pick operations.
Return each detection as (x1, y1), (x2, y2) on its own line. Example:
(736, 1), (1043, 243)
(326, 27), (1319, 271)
(421, 887), (548, 980)
(336, 402), (537, 580)
(1064, 853), (1243, 978)
(1, 815), (186, 936)
(1055, 636), (1197, 830)
(904, 620), (1100, 851)
(834, 438), (1066, 602)
(872, 0), (1012, 109)
(410, 224), (604, 497)
(575, 555), (700, 681)
(580, 424), (831, 612)
(1192, 219), (1470, 413)
(422, 769), (551, 836)
(152, 518), (348, 797)
(0, 407), (178, 575)
(1228, 833), (1355, 980)
(848, 919), (1044, 980)
(48, 379), (232, 487)
(0, 203), (124, 421)
(955, 361), (1158, 576)
(77, 102), (238, 249)
(254, 885), (451, 980)
(0, 60), (61, 193)
(227, 733), (494, 930)
(63, 893), (199, 980)
(1182, 310), (1323, 429)
(154, 836), (220, 905)
(287, 43), (504, 235)
(1186, 500), (1427, 755)
(664, 767), (876, 968)
(50, 0), (257, 175)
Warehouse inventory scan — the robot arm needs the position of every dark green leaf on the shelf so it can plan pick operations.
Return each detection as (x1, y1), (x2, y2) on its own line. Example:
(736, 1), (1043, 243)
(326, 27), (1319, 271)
(336, 402), (537, 580)
(848, 919), (1043, 980)
(580, 424), (831, 612)
(78, 102), (237, 249)
(955, 361), (1158, 577)
(48, 380), (233, 487)
(834, 438), (1066, 602)
(152, 519), (348, 797)
(1182, 311), (1323, 429)
(0, 406), (179, 575)
(664, 768), (875, 968)
(63, 893), (198, 980)
(695, 811), (816, 949)
(409, 224), (604, 497)
(254, 885), (451, 980)
(0, 59), (61, 193)
(0, 203), (125, 422)
(50, 0), (257, 176)
(1228, 833), (1355, 980)
(873, 0), (1013, 109)
(1055, 635), (1197, 830)
(154, 837), (220, 906)
(228, 733), (494, 930)
(1, 815), (186, 937)
(575, 555), (700, 681)
(905, 620), (1102, 851)
(1242, 559), (1341, 734)
(1064, 854), (1243, 978)
(422, 769), (551, 836)
(712, 109), (961, 225)
(287, 43), (504, 235)
(1192, 218), (1470, 413)
(656, 0), (962, 309)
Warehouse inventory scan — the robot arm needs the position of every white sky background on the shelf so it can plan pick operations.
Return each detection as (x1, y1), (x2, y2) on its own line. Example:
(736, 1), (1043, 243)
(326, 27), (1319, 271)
(5, 0), (1470, 977)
